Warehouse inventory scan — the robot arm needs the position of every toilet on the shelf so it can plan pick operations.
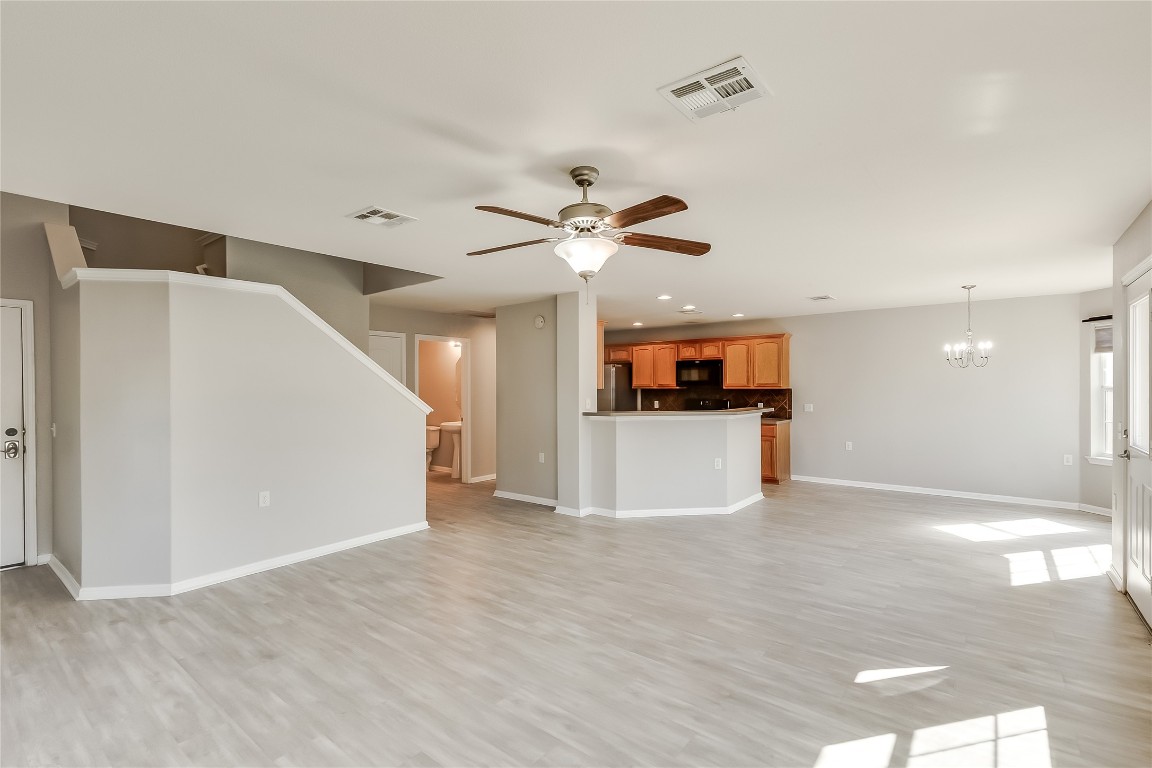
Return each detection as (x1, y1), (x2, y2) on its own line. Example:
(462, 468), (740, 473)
(425, 426), (441, 471)
(439, 421), (463, 479)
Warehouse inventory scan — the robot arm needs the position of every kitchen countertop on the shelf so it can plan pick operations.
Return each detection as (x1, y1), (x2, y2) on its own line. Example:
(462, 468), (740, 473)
(583, 407), (790, 418)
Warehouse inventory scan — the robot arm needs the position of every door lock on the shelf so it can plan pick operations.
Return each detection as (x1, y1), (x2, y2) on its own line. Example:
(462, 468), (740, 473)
(1118, 449), (1131, 460)
(3, 441), (19, 459)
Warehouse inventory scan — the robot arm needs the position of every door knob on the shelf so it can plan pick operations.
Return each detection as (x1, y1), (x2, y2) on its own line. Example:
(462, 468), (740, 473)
(3, 441), (19, 459)
(1118, 449), (1131, 460)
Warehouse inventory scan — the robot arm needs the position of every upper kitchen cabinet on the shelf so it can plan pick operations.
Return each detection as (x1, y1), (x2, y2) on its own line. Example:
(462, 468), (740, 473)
(723, 334), (790, 388)
(632, 343), (677, 388)
(605, 345), (632, 363)
(678, 339), (723, 360)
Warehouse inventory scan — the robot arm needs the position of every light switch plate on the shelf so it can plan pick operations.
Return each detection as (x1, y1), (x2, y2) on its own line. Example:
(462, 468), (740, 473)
(804, 404), (814, 412)
(258, 491), (271, 508)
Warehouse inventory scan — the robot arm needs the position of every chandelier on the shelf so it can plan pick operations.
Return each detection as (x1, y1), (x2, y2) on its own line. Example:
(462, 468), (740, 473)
(944, 285), (992, 368)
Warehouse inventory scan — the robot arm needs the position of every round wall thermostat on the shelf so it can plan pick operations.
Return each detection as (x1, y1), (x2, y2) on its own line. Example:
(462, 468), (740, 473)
(534, 315), (546, 329)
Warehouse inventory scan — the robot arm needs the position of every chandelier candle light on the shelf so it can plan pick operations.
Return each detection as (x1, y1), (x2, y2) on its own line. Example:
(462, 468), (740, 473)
(944, 285), (992, 368)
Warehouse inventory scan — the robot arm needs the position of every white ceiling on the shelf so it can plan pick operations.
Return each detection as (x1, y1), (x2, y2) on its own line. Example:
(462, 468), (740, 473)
(2, 2), (1149, 327)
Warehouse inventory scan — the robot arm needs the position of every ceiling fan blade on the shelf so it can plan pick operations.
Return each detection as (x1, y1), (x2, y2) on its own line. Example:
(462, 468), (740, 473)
(476, 206), (561, 228)
(604, 195), (687, 230)
(619, 232), (711, 257)
(467, 238), (557, 256)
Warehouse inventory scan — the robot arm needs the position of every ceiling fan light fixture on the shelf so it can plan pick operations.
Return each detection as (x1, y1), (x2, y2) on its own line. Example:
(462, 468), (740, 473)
(554, 235), (618, 280)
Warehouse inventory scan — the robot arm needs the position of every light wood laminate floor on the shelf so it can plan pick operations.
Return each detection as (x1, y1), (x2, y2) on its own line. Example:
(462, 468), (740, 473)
(3, 476), (1150, 767)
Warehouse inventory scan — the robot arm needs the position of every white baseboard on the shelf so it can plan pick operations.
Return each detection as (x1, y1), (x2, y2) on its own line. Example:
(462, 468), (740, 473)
(47, 556), (80, 599)
(569, 492), (765, 519)
(1079, 503), (1112, 517)
(467, 473), (496, 483)
(36, 553), (51, 565)
(1107, 565), (1124, 591)
(48, 521), (429, 601)
(792, 476), (1082, 511)
(493, 490), (558, 507)
(429, 465), (453, 473)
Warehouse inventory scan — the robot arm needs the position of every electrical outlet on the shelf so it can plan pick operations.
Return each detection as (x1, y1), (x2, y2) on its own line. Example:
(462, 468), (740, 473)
(714, 458), (722, 469)
(804, 404), (814, 412)
(654, 400), (660, 409)
(585, 398), (591, 410)
(757, 402), (764, 408)
(538, 452), (545, 464)
(845, 441), (853, 451)
(1064, 454), (1073, 466)
(258, 491), (271, 508)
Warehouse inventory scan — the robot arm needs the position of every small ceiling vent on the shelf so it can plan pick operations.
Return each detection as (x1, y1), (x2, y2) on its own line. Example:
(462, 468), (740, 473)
(808, 295), (836, 302)
(659, 57), (770, 121)
(678, 308), (704, 315)
(347, 206), (417, 227)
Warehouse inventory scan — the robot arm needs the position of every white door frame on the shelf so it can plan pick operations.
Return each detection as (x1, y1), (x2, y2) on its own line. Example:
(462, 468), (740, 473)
(414, 334), (472, 482)
(1119, 257), (1152, 622)
(0, 298), (37, 566)
(368, 330), (407, 387)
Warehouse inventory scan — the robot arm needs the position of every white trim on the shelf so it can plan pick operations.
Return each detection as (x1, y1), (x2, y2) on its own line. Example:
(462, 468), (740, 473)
(36, 553), (50, 565)
(1108, 565), (1124, 591)
(429, 465), (453, 473)
(77, 238), (98, 251)
(1079, 503), (1112, 516)
(792, 475), (1081, 511)
(1085, 456), (1113, 466)
(168, 521), (429, 596)
(1, 298), (38, 566)
(583, 492), (765, 519)
(467, 473), (496, 483)
(554, 506), (592, 517)
(49, 521), (429, 601)
(62, 269), (431, 414)
(47, 556), (80, 600)
(194, 233), (223, 246)
(493, 490), (558, 507)
(1122, 255), (1152, 287)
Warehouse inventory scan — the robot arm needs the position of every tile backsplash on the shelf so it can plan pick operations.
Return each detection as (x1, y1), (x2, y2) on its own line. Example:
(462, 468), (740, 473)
(638, 387), (792, 417)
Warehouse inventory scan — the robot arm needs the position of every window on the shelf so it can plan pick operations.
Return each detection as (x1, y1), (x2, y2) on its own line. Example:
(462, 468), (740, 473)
(1090, 324), (1113, 461)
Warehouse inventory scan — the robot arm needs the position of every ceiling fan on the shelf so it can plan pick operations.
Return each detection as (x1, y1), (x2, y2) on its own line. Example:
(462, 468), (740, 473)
(468, 166), (710, 281)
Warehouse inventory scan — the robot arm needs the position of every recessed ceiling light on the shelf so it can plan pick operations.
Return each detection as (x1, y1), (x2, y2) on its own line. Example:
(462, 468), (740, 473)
(682, 305), (696, 310)
(657, 295), (672, 301)
(632, 322), (644, 326)
(732, 313), (745, 317)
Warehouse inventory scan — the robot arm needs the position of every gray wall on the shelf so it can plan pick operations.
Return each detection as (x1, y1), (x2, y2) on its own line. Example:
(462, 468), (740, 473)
(1079, 288), (1113, 511)
(495, 297), (557, 502)
(69, 206), (206, 273)
(370, 304), (497, 480)
(79, 281), (172, 588)
(226, 237), (368, 351)
(610, 294), (1084, 504)
(169, 280), (426, 583)
(0, 191), (67, 558)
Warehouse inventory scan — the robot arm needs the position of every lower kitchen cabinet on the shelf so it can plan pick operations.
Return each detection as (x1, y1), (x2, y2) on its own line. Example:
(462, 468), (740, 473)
(761, 421), (791, 483)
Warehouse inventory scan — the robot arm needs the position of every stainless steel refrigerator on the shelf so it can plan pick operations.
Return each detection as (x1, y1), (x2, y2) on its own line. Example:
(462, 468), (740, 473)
(598, 364), (633, 411)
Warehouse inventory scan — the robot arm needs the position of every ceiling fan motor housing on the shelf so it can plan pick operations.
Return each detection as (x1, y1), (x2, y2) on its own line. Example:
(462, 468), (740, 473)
(558, 202), (613, 232)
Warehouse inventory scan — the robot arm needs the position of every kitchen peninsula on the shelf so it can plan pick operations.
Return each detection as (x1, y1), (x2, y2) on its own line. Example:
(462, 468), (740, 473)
(582, 407), (765, 518)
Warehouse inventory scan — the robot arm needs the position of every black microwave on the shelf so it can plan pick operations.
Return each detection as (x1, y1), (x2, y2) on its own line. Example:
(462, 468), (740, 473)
(676, 360), (722, 387)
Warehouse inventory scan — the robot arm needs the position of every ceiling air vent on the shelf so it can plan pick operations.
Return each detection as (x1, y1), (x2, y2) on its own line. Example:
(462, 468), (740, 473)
(347, 206), (417, 227)
(659, 57), (770, 122)
(678, 308), (704, 315)
(807, 295), (836, 302)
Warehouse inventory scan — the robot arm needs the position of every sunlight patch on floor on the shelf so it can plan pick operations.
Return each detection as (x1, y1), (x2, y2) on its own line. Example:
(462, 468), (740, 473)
(1004, 545), (1111, 586)
(935, 519), (1084, 542)
(815, 707), (1051, 768)
(855, 666), (949, 683)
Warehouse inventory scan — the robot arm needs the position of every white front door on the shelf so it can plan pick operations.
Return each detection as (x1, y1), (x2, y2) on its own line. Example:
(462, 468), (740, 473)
(1124, 271), (1152, 624)
(368, 331), (406, 387)
(1, 305), (26, 567)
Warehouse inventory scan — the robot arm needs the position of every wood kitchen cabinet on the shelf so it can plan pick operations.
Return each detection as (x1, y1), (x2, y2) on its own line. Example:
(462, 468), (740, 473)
(679, 339), (723, 360)
(631, 343), (677, 388)
(605, 345), (632, 363)
(761, 421), (791, 483)
(724, 334), (790, 388)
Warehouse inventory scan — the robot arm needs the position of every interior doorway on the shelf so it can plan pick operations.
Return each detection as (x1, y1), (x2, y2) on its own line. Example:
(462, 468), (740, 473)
(1123, 268), (1152, 625)
(0, 299), (37, 568)
(415, 335), (471, 482)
